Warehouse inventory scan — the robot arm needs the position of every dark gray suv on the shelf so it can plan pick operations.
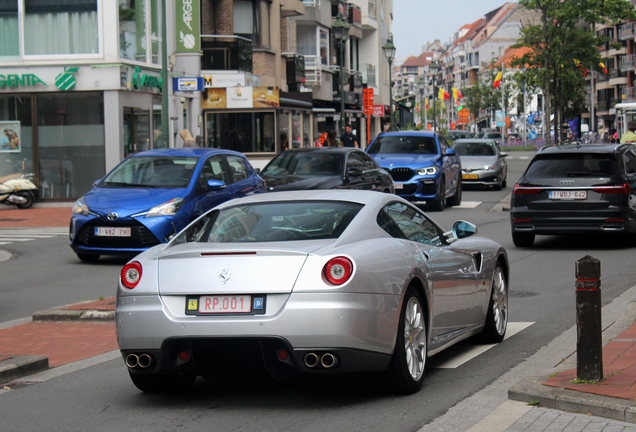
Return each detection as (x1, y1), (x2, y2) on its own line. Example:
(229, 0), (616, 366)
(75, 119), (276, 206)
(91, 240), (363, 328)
(510, 143), (636, 247)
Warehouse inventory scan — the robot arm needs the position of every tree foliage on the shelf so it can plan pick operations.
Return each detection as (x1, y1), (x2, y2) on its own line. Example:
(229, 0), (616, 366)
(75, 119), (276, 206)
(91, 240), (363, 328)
(511, 0), (635, 143)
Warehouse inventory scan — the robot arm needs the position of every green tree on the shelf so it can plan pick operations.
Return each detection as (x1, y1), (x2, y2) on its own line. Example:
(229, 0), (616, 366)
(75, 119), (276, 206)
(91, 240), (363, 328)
(512, 0), (635, 144)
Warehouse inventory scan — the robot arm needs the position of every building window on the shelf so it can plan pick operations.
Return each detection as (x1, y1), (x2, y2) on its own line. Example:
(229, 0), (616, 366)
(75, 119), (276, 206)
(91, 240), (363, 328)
(234, 0), (270, 47)
(319, 28), (328, 66)
(119, 0), (146, 61)
(149, 0), (162, 64)
(0, 1), (19, 57)
(25, 0), (99, 55)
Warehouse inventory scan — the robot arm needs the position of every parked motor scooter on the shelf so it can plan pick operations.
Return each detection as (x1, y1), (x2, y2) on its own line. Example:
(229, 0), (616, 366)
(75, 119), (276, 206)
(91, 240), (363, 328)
(0, 172), (38, 209)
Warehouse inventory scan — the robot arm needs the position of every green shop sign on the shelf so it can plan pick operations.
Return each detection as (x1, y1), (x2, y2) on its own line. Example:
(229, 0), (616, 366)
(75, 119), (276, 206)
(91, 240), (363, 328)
(176, 0), (200, 53)
(133, 67), (162, 91)
(0, 74), (46, 88)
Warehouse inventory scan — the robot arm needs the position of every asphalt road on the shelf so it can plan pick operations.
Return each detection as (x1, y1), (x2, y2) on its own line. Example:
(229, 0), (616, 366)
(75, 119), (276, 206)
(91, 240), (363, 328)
(3, 151), (636, 431)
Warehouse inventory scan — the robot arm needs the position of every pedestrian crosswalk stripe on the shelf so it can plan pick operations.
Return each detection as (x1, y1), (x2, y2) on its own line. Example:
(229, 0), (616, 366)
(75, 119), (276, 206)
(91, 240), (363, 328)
(456, 201), (481, 209)
(0, 228), (67, 246)
(429, 322), (534, 369)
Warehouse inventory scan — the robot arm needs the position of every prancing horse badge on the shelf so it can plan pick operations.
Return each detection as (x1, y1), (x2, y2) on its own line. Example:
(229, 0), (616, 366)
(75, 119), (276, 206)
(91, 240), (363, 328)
(219, 268), (231, 285)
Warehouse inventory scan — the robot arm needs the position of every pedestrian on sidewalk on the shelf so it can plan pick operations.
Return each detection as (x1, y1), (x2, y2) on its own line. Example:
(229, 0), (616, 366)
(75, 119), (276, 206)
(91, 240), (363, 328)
(621, 121), (636, 143)
(340, 124), (359, 148)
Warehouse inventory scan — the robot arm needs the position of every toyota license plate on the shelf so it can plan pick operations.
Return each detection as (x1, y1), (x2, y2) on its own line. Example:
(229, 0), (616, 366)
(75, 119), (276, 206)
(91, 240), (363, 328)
(394, 183), (403, 190)
(95, 227), (131, 237)
(462, 174), (479, 180)
(549, 190), (587, 200)
(198, 295), (252, 313)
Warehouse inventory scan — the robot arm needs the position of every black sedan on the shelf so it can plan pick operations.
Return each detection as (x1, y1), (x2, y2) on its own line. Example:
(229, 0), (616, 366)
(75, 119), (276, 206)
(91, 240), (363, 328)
(261, 148), (394, 193)
(511, 143), (636, 247)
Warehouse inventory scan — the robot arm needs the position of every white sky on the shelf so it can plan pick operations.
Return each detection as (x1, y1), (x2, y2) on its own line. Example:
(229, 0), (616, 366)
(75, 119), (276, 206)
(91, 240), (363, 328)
(392, 0), (513, 59)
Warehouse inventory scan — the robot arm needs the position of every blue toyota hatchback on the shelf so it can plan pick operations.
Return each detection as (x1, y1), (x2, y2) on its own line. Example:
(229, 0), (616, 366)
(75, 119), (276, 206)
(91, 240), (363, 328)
(69, 148), (265, 261)
(366, 131), (462, 211)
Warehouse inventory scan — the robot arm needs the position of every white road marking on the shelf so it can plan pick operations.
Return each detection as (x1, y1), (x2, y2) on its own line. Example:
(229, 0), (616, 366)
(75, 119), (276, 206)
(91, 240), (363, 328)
(0, 228), (67, 246)
(456, 201), (481, 209)
(0, 242), (9, 245)
(0, 237), (34, 242)
(519, 156), (529, 159)
(430, 322), (534, 369)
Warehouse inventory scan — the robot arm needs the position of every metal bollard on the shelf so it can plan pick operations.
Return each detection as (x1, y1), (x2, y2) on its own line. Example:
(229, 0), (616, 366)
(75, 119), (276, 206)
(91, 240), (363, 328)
(576, 255), (603, 382)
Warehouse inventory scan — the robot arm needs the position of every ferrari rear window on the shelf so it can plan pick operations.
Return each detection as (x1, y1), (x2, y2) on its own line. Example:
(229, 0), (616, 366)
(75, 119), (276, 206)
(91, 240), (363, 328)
(174, 201), (363, 243)
(525, 154), (618, 178)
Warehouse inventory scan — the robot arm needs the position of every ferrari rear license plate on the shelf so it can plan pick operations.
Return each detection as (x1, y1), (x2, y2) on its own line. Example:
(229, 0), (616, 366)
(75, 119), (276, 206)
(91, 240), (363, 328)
(394, 183), (403, 189)
(549, 190), (587, 200)
(198, 295), (252, 313)
(95, 227), (131, 237)
(462, 174), (479, 180)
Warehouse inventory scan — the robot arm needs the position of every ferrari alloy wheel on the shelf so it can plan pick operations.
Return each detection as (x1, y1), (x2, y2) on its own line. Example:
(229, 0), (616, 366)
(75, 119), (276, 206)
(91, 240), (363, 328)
(479, 264), (508, 343)
(387, 288), (427, 394)
(128, 371), (197, 393)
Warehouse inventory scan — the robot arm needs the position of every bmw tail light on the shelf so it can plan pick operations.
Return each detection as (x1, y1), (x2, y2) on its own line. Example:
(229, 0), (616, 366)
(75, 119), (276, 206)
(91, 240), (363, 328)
(513, 185), (543, 194)
(121, 261), (143, 289)
(324, 257), (353, 285)
(592, 183), (631, 194)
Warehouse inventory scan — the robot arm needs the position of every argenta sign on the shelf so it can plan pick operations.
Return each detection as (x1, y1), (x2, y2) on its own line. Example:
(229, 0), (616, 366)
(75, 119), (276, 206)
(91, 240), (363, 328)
(0, 74), (46, 88)
(176, 0), (200, 53)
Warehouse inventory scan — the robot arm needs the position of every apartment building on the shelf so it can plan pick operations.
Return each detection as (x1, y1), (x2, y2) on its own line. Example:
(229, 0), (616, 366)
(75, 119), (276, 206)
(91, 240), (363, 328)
(0, 0), (201, 200)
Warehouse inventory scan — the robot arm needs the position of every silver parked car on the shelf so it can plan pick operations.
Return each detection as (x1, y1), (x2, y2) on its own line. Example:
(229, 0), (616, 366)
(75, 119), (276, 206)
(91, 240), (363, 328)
(453, 139), (508, 190)
(116, 190), (509, 394)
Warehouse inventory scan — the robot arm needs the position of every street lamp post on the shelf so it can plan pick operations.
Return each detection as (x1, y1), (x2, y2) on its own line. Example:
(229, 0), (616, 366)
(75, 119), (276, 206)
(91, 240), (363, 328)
(418, 76), (426, 129)
(382, 36), (396, 131)
(429, 61), (438, 132)
(332, 15), (350, 137)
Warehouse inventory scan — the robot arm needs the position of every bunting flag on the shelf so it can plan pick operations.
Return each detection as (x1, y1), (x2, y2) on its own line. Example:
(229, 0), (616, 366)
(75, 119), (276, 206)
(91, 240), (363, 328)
(455, 98), (461, 107)
(415, 103), (420, 113)
(452, 87), (463, 100)
(425, 98), (429, 110)
(493, 71), (503, 89)
(600, 62), (608, 74)
(438, 87), (450, 100)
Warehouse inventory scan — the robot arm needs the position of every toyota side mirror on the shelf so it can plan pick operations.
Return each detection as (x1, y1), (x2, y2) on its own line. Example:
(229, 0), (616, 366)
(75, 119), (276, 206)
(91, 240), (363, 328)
(207, 179), (226, 190)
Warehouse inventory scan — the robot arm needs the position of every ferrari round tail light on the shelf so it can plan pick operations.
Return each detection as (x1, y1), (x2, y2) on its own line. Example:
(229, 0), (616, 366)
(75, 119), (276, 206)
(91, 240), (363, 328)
(121, 261), (143, 289)
(324, 257), (353, 285)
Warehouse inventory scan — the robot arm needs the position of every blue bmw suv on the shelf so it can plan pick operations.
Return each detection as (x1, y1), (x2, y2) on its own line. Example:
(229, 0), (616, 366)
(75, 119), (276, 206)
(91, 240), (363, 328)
(69, 148), (265, 261)
(366, 131), (462, 210)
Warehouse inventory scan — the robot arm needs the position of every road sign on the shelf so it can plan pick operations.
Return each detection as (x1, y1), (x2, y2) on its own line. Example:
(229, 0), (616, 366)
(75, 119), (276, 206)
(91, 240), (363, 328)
(458, 108), (470, 119)
(371, 105), (385, 117)
(527, 114), (534, 124)
(529, 130), (537, 139)
(450, 122), (456, 130)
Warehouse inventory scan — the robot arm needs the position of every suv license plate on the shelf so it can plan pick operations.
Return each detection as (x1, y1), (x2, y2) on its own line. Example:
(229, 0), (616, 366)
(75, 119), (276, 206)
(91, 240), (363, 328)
(549, 190), (587, 200)
(95, 227), (131, 237)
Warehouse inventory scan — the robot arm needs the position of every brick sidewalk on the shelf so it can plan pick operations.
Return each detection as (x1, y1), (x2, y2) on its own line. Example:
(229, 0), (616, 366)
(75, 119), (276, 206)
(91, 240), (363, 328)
(0, 207), (71, 228)
(0, 298), (118, 371)
(544, 322), (636, 399)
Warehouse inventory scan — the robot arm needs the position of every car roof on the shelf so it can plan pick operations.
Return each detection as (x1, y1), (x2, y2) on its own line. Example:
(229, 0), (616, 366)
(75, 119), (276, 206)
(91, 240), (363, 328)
(537, 143), (629, 155)
(279, 147), (356, 154)
(131, 148), (245, 158)
(215, 189), (395, 209)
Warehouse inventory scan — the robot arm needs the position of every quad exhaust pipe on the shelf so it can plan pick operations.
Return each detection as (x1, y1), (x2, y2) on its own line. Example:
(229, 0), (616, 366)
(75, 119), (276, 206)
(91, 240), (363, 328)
(126, 353), (154, 369)
(304, 352), (338, 369)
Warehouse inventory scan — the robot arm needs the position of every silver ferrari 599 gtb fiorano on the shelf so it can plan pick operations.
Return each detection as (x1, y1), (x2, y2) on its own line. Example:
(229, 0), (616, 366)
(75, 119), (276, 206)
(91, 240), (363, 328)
(116, 190), (509, 394)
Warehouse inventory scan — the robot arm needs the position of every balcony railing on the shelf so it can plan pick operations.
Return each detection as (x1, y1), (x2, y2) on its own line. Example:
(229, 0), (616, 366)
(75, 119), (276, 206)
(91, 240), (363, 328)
(621, 23), (636, 40)
(597, 70), (610, 82)
(622, 54), (636, 71)
(625, 87), (636, 102)
(611, 68), (627, 79)
(304, 55), (322, 85)
(302, 0), (319, 7)
(596, 101), (610, 111)
(201, 35), (252, 73)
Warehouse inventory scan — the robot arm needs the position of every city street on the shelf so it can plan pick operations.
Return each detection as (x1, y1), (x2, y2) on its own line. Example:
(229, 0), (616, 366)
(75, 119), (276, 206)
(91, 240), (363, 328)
(2, 152), (636, 431)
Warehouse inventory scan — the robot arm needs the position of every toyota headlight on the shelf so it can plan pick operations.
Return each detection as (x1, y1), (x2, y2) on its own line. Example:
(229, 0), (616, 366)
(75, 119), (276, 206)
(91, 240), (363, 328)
(415, 166), (439, 176)
(72, 198), (90, 216)
(145, 198), (184, 218)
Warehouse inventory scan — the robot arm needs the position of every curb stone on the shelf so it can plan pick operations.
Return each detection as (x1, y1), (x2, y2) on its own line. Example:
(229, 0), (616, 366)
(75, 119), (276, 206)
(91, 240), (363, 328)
(0, 355), (48, 385)
(491, 193), (511, 212)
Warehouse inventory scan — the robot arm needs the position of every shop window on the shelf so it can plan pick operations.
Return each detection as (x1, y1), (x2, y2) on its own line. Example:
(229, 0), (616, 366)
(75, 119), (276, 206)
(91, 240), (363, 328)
(205, 111), (275, 153)
(24, 0), (99, 55)
(0, 95), (32, 178)
(0, 2), (19, 57)
(37, 92), (105, 199)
